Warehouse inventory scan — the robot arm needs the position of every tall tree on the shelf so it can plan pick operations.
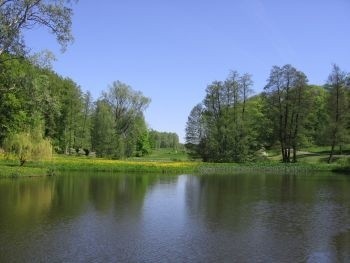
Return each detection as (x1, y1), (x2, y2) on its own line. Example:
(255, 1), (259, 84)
(263, 64), (308, 163)
(326, 64), (349, 163)
(100, 81), (151, 158)
(91, 99), (117, 157)
(186, 71), (254, 162)
(103, 81), (150, 137)
(185, 103), (205, 159)
(0, 0), (76, 57)
(239, 73), (253, 121)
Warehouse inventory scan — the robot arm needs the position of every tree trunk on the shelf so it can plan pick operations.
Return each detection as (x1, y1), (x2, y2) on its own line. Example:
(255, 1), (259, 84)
(328, 139), (336, 163)
(20, 159), (26, 167)
(292, 145), (297, 163)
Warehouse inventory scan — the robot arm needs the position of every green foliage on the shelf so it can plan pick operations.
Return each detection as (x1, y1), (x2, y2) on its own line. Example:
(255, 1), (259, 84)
(4, 124), (52, 166)
(263, 64), (309, 163)
(185, 71), (255, 162)
(91, 100), (117, 157)
(149, 130), (179, 150)
(0, 0), (76, 57)
(91, 81), (152, 158)
(136, 131), (151, 156)
(302, 85), (328, 146)
(325, 65), (350, 163)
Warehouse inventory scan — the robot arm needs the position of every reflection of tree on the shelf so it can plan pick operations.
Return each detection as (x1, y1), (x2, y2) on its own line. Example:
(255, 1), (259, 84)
(334, 231), (350, 262)
(185, 175), (271, 229)
(184, 174), (350, 261)
(0, 173), (158, 232)
(0, 177), (55, 230)
(89, 173), (158, 217)
(185, 174), (350, 235)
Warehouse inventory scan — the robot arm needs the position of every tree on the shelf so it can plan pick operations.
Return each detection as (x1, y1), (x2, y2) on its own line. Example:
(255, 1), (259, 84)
(3, 117), (52, 166)
(100, 81), (151, 158)
(0, 54), (87, 153)
(185, 71), (254, 162)
(239, 73), (253, 121)
(185, 103), (205, 158)
(326, 64), (349, 163)
(263, 64), (308, 163)
(149, 130), (179, 150)
(91, 99), (117, 157)
(56, 77), (83, 153)
(302, 85), (328, 146)
(0, 0), (76, 58)
(103, 81), (151, 136)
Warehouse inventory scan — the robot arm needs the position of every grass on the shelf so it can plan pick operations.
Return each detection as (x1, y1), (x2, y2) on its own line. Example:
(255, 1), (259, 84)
(197, 160), (342, 175)
(0, 150), (199, 177)
(46, 155), (198, 173)
(129, 148), (189, 162)
(0, 147), (349, 178)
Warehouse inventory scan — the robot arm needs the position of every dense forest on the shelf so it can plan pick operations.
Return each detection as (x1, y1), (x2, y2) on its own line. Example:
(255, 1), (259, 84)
(185, 64), (349, 163)
(0, 54), (180, 160)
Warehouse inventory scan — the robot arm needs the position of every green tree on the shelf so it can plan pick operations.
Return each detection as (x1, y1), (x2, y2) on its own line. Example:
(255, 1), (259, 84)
(185, 103), (206, 159)
(263, 64), (309, 163)
(149, 130), (179, 150)
(102, 81), (151, 158)
(326, 64), (349, 163)
(91, 99), (117, 157)
(302, 85), (328, 146)
(186, 71), (254, 162)
(56, 78), (83, 153)
(103, 81), (150, 136)
(4, 117), (52, 166)
(0, 0), (76, 57)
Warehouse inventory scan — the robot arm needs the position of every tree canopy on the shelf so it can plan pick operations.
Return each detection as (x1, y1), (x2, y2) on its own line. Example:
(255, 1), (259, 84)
(0, 0), (76, 57)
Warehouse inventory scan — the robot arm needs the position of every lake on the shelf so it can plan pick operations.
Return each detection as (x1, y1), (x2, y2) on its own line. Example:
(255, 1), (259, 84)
(0, 172), (350, 262)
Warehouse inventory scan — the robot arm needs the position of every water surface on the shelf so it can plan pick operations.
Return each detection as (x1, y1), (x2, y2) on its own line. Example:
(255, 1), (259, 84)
(0, 172), (350, 262)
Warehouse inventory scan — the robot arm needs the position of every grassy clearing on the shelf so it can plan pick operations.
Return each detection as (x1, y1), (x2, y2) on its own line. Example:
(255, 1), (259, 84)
(129, 148), (189, 162)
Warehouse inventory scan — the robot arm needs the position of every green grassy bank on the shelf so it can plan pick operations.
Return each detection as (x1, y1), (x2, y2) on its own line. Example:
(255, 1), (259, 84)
(0, 148), (349, 177)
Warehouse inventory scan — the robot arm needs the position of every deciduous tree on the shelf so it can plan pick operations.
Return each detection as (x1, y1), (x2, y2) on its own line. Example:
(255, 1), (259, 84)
(326, 64), (349, 163)
(263, 64), (308, 162)
(0, 0), (76, 57)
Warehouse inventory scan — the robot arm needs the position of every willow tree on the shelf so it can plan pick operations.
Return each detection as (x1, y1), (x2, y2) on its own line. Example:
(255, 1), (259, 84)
(4, 118), (52, 166)
(263, 64), (308, 163)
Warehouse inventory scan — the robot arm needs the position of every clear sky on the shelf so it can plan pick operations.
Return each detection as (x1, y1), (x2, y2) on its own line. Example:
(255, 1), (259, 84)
(25, 0), (350, 142)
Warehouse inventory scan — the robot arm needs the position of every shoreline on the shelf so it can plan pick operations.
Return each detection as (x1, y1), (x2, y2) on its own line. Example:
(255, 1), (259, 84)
(0, 155), (348, 178)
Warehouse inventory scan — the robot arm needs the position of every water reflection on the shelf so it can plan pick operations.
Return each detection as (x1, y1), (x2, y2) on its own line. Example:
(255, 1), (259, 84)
(0, 172), (350, 262)
(184, 174), (350, 262)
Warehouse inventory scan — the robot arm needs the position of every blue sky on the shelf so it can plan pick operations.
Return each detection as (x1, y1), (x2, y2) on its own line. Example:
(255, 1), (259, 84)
(25, 0), (350, 142)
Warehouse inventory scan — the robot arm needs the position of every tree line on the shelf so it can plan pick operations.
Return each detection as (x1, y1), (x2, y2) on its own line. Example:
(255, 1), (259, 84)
(0, 55), (181, 161)
(186, 64), (349, 163)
